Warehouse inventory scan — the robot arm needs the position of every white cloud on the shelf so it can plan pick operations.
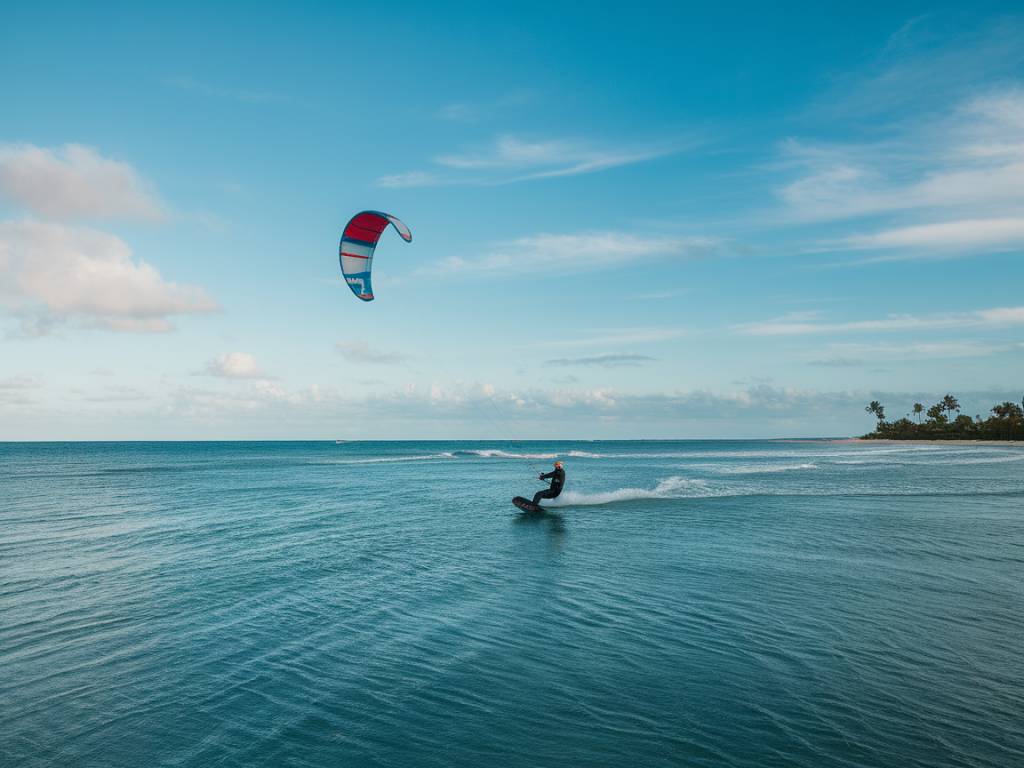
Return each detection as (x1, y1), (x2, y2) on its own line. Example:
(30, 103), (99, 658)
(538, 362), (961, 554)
(806, 341), (1011, 366)
(79, 386), (151, 402)
(440, 231), (718, 274)
(813, 16), (1024, 120)
(0, 144), (164, 220)
(377, 134), (680, 187)
(627, 289), (689, 301)
(336, 341), (409, 364)
(0, 220), (217, 334)
(738, 306), (1024, 336)
(842, 217), (1024, 253)
(161, 379), (970, 429)
(776, 86), (1024, 258)
(535, 327), (690, 349)
(375, 171), (446, 189)
(0, 374), (41, 406)
(434, 92), (533, 123)
(435, 135), (662, 175)
(203, 352), (268, 379)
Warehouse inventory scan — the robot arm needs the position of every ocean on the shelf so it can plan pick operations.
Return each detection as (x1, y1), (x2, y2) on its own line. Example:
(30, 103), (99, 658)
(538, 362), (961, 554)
(2, 440), (1022, 767)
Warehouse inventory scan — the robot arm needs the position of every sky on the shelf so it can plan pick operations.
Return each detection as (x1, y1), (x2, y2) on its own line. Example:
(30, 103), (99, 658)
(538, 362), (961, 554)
(1, 1), (1023, 439)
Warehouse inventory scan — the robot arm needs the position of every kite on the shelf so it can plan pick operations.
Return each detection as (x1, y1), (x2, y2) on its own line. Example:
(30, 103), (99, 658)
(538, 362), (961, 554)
(338, 211), (412, 302)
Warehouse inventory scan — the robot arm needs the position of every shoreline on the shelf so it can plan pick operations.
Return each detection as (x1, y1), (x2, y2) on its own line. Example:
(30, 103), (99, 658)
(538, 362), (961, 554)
(836, 438), (1024, 446)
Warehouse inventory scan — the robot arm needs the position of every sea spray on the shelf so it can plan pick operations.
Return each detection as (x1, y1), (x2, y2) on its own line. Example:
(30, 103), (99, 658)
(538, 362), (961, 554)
(548, 476), (714, 506)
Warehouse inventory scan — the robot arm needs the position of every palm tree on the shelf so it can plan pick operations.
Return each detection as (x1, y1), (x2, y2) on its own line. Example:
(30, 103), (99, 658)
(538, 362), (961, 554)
(865, 401), (885, 421)
(913, 402), (924, 423)
(992, 401), (1023, 420)
(942, 394), (960, 421)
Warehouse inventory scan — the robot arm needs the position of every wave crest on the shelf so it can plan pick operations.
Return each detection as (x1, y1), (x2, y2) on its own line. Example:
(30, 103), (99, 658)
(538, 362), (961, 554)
(458, 449), (559, 459)
(548, 476), (712, 507)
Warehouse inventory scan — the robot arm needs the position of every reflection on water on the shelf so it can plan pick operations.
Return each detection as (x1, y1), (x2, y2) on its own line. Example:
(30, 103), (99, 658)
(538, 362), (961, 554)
(513, 508), (567, 549)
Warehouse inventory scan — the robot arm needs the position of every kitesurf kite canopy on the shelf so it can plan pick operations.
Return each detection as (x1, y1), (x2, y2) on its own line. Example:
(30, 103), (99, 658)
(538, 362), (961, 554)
(339, 210), (412, 302)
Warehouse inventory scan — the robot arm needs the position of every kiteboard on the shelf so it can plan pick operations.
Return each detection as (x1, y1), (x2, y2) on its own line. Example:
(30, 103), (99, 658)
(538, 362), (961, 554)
(512, 496), (546, 513)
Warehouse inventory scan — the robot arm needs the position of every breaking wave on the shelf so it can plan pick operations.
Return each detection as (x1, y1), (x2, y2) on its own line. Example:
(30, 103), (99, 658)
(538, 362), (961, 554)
(714, 462), (818, 475)
(321, 453), (455, 464)
(548, 476), (714, 507)
(458, 449), (559, 459)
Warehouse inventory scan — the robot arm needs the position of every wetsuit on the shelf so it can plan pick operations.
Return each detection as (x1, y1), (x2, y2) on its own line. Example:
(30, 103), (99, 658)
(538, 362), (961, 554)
(533, 467), (565, 506)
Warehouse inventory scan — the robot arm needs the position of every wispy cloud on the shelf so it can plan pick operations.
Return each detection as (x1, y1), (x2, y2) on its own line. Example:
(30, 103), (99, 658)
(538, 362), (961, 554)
(434, 91), (533, 123)
(376, 171), (448, 189)
(0, 374), (41, 406)
(78, 386), (151, 402)
(0, 144), (165, 221)
(814, 15), (1024, 120)
(536, 327), (689, 349)
(840, 217), (1024, 256)
(806, 341), (1012, 366)
(376, 134), (682, 187)
(738, 306), (1024, 336)
(544, 354), (657, 368)
(336, 341), (409, 365)
(440, 231), (719, 275)
(627, 289), (689, 301)
(773, 82), (1024, 260)
(164, 75), (284, 104)
(0, 220), (218, 335)
(202, 352), (269, 380)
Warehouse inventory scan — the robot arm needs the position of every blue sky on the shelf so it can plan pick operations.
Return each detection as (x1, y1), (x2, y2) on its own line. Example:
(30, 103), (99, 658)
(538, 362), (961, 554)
(2, 1), (1023, 439)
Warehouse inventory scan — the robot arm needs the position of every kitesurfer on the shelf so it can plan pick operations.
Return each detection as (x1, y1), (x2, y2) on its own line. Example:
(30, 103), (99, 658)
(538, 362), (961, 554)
(533, 461), (565, 506)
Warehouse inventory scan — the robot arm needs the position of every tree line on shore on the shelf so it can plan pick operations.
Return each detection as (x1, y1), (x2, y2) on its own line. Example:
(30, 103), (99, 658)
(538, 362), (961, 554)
(863, 394), (1024, 440)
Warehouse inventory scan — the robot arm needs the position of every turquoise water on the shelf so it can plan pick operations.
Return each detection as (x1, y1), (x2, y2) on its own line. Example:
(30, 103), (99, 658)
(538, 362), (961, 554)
(2, 440), (1023, 767)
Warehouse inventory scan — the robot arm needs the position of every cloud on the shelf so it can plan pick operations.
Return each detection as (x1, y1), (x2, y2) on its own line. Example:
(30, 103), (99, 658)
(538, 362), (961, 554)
(336, 341), (409, 365)
(806, 341), (1011, 366)
(544, 354), (657, 368)
(440, 231), (719, 274)
(536, 327), (689, 349)
(0, 220), (217, 334)
(737, 306), (1024, 336)
(169, 381), (326, 420)
(627, 289), (689, 301)
(0, 144), (164, 220)
(203, 352), (268, 380)
(78, 386), (151, 402)
(814, 15), (1024, 120)
(164, 379), (1017, 431)
(434, 92), (533, 123)
(375, 171), (447, 189)
(0, 374), (40, 406)
(377, 134), (681, 187)
(841, 217), (1024, 254)
(776, 85), (1024, 259)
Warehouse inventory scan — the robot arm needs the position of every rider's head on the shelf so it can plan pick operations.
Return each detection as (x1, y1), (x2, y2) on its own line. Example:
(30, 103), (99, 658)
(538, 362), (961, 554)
(554, 460), (563, 468)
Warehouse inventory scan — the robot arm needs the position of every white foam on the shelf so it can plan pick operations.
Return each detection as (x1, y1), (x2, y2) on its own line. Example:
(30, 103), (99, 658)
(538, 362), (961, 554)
(910, 453), (1024, 465)
(714, 462), (818, 475)
(462, 449), (559, 459)
(548, 476), (713, 507)
(321, 453), (455, 464)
